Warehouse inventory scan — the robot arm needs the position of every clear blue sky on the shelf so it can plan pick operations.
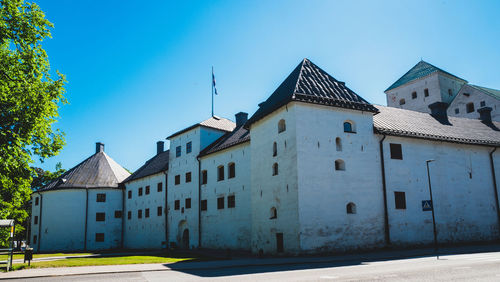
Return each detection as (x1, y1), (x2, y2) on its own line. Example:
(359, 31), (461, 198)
(35, 0), (500, 172)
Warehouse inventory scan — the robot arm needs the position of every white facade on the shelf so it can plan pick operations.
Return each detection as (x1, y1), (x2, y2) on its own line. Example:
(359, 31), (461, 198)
(447, 84), (500, 121)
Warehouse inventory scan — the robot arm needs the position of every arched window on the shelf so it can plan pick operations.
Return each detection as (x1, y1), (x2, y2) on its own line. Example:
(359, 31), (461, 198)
(343, 121), (355, 133)
(278, 119), (286, 133)
(272, 163), (279, 176)
(399, 98), (406, 105)
(217, 165), (224, 181)
(335, 159), (345, 171)
(228, 162), (235, 179)
(270, 207), (277, 219)
(273, 142), (277, 157)
(335, 137), (342, 151)
(346, 202), (356, 214)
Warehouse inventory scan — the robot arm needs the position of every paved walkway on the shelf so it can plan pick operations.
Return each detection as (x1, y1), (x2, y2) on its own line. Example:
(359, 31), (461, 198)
(1, 244), (499, 280)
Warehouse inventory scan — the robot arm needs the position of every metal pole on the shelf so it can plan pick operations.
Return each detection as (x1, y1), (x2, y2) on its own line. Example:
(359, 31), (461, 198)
(426, 160), (438, 256)
(211, 66), (214, 117)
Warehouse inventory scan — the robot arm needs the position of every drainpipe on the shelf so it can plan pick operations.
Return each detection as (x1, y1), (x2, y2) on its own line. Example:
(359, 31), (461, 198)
(379, 135), (391, 245)
(37, 192), (43, 252)
(121, 185), (125, 249)
(197, 156), (202, 249)
(164, 171), (169, 250)
(84, 188), (89, 251)
(489, 147), (500, 235)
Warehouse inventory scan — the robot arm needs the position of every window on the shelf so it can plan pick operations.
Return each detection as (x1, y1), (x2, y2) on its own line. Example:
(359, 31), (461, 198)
(217, 165), (224, 181)
(424, 88), (429, 97)
(138, 209), (142, 219)
(33, 235), (37, 244)
(176, 145), (181, 157)
(466, 103), (474, 113)
(343, 121), (355, 133)
(411, 91), (417, 99)
(270, 207), (277, 219)
(127, 211), (131, 220)
(346, 202), (356, 214)
(273, 142), (277, 157)
(157, 206), (162, 216)
(96, 212), (105, 222)
(228, 163), (235, 179)
(217, 197), (224, 209)
(394, 192), (406, 209)
(157, 182), (162, 192)
(185, 172), (192, 183)
(95, 233), (104, 242)
(96, 193), (106, 202)
(335, 159), (345, 171)
(174, 200), (180, 210)
(448, 89), (452, 96)
(455, 108), (459, 114)
(201, 200), (207, 211)
(145, 208), (150, 218)
(186, 142), (192, 154)
(185, 198), (191, 209)
(145, 186), (150, 195)
(34, 216), (38, 225)
(390, 143), (403, 160)
(114, 211), (122, 218)
(278, 119), (286, 133)
(335, 137), (342, 151)
(175, 175), (180, 185)
(35, 197), (39, 206)
(228, 195), (235, 208)
(399, 99), (406, 105)
(201, 170), (207, 185)
(463, 92), (470, 97)
(480, 101), (486, 107)
(138, 187), (143, 196)
(128, 190), (132, 199)
(272, 163), (279, 176)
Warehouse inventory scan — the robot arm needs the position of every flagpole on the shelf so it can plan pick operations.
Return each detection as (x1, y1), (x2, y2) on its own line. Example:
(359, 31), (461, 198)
(211, 66), (214, 117)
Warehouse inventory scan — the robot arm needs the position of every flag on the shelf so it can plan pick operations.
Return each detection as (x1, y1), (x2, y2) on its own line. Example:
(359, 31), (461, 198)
(212, 70), (218, 95)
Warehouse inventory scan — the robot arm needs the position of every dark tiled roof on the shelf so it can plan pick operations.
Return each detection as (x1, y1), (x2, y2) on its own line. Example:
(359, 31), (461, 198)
(385, 60), (467, 92)
(199, 126), (250, 157)
(470, 85), (500, 100)
(167, 116), (235, 139)
(373, 105), (500, 146)
(246, 59), (378, 127)
(124, 150), (169, 183)
(39, 152), (131, 191)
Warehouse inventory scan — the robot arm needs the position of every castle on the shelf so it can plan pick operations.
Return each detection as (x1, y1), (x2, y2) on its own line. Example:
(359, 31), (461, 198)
(30, 59), (500, 254)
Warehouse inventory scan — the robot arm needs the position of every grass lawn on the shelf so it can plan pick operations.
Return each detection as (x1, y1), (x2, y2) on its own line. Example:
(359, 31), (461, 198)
(11, 252), (203, 271)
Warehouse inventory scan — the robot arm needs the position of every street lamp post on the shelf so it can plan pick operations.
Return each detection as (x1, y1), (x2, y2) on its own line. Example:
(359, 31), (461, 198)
(426, 159), (438, 255)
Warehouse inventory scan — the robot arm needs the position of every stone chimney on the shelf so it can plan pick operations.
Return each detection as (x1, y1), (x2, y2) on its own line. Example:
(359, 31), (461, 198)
(235, 112), (248, 127)
(96, 142), (104, 153)
(157, 141), (165, 155)
(428, 102), (448, 118)
(477, 107), (492, 123)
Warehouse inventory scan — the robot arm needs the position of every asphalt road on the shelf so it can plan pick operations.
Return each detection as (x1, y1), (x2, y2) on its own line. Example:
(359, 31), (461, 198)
(9, 251), (500, 281)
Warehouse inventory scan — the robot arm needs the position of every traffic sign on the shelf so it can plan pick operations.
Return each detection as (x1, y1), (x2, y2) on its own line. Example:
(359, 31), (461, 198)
(422, 200), (432, 211)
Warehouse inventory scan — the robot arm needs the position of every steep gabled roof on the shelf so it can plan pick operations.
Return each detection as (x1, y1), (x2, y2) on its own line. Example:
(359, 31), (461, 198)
(124, 150), (169, 183)
(373, 105), (500, 146)
(167, 116), (235, 139)
(199, 126), (250, 157)
(246, 59), (378, 127)
(470, 85), (500, 100)
(385, 60), (467, 92)
(39, 151), (131, 191)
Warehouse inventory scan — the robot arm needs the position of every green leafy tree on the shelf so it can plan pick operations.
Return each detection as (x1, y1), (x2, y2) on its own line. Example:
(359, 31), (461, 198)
(0, 0), (66, 246)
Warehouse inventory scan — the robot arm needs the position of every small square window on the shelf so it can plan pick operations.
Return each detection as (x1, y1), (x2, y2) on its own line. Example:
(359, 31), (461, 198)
(114, 211), (122, 218)
(175, 175), (180, 185)
(34, 216), (38, 225)
(217, 197), (224, 209)
(186, 142), (192, 154)
(201, 170), (207, 185)
(127, 211), (131, 220)
(145, 186), (150, 195)
(145, 208), (150, 218)
(95, 233), (104, 242)
(176, 146), (181, 158)
(466, 103), (474, 113)
(411, 92), (417, 99)
(138, 187), (143, 196)
(157, 182), (162, 192)
(480, 101), (486, 107)
(35, 197), (39, 206)
(33, 235), (37, 244)
(201, 200), (207, 211)
(128, 190), (132, 199)
(96, 193), (106, 202)
(448, 89), (453, 96)
(455, 108), (459, 114)
(424, 88), (429, 97)
(228, 195), (235, 208)
(157, 206), (162, 216)
(138, 209), (142, 219)
(185, 172), (192, 183)
(185, 198), (191, 209)
(174, 200), (180, 210)
(394, 192), (406, 209)
(390, 143), (403, 160)
(96, 212), (105, 222)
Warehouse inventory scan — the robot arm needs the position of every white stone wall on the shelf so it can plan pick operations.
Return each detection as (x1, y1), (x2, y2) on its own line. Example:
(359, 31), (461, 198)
(86, 189), (123, 251)
(383, 136), (500, 245)
(199, 142), (251, 250)
(447, 84), (500, 121)
(294, 103), (385, 253)
(438, 74), (466, 104)
(124, 173), (166, 249)
(250, 104), (301, 254)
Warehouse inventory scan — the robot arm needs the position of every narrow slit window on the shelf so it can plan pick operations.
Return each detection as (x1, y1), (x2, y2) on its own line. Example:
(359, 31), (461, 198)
(278, 119), (286, 133)
(272, 163), (279, 176)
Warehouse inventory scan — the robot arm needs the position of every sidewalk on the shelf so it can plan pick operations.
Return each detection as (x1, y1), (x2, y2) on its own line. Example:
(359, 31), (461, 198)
(1, 243), (500, 280)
